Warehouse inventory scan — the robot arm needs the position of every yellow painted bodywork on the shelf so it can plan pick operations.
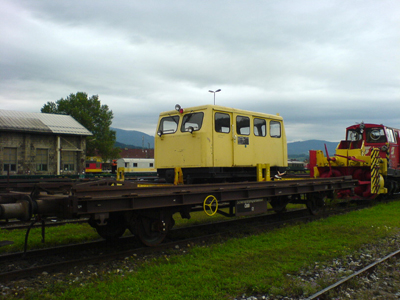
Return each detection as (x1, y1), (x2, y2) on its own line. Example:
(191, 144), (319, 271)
(313, 142), (387, 174)
(313, 141), (388, 195)
(155, 105), (287, 170)
(256, 164), (271, 182)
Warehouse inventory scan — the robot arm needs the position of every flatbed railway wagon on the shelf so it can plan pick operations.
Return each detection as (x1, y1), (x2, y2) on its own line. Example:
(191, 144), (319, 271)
(0, 177), (357, 247)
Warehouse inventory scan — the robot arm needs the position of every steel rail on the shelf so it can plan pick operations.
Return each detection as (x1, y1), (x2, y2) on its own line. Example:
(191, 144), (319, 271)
(307, 248), (400, 299)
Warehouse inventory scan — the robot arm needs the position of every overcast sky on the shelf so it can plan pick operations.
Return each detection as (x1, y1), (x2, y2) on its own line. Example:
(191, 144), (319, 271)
(1, 0), (399, 142)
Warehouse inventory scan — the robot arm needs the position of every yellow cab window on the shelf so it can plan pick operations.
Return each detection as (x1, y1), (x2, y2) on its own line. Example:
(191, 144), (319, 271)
(236, 116), (250, 135)
(181, 112), (204, 132)
(254, 118), (266, 137)
(270, 121), (281, 138)
(158, 116), (180, 134)
(215, 113), (230, 133)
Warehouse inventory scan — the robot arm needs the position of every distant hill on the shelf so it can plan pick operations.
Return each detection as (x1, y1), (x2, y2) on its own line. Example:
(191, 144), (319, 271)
(114, 141), (142, 149)
(111, 127), (154, 149)
(288, 140), (338, 156)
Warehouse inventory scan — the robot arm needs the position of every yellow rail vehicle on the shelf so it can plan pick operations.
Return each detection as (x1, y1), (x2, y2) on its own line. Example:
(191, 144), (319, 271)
(155, 104), (288, 183)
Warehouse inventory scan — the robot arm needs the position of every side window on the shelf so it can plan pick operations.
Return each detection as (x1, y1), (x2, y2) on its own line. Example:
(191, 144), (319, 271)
(215, 113), (230, 133)
(254, 118), (266, 137)
(270, 121), (281, 138)
(236, 116), (250, 135)
(158, 115), (180, 134)
(181, 112), (204, 132)
(387, 129), (396, 143)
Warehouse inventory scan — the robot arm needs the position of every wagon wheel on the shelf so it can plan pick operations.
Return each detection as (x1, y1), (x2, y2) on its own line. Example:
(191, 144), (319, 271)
(306, 193), (326, 215)
(270, 196), (289, 213)
(93, 214), (126, 240)
(134, 215), (174, 247)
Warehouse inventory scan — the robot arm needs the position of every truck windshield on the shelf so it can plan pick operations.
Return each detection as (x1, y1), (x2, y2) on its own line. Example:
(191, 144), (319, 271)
(347, 130), (362, 141)
(366, 128), (387, 143)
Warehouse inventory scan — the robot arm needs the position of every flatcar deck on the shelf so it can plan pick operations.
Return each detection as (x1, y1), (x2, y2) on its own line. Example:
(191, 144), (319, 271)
(0, 177), (357, 246)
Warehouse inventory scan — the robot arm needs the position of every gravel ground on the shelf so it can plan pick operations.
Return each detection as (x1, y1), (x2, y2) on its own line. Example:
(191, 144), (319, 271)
(236, 232), (400, 300)
(1, 233), (400, 299)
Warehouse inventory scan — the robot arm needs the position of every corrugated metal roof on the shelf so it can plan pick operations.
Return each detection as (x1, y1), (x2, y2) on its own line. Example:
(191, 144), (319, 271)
(0, 110), (93, 136)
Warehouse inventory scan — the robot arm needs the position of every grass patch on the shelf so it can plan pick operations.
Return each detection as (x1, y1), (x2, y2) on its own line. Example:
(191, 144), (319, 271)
(8, 201), (400, 299)
(0, 223), (100, 254)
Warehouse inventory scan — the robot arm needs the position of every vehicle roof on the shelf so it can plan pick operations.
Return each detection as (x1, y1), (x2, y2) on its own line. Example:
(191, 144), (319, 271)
(159, 104), (283, 121)
(117, 158), (154, 161)
(347, 123), (399, 131)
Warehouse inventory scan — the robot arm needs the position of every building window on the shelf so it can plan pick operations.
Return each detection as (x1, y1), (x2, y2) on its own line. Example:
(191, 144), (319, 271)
(36, 148), (48, 171)
(62, 151), (76, 171)
(3, 147), (17, 172)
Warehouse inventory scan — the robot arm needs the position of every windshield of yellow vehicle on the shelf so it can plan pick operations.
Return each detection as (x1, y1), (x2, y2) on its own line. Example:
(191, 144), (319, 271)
(180, 112), (204, 132)
(158, 115), (180, 134)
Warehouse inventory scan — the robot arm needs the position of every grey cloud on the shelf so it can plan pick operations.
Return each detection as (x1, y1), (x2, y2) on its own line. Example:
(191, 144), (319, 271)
(1, 0), (399, 142)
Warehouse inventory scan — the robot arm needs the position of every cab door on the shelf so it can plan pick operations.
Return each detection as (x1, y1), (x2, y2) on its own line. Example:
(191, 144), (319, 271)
(387, 128), (399, 169)
(212, 110), (233, 167)
(396, 131), (400, 169)
(232, 113), (252, 166)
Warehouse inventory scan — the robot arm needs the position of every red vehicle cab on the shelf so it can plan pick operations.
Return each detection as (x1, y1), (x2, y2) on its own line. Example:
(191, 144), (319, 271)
(346, 123), (400, 174)
(85, 157), (103, 173)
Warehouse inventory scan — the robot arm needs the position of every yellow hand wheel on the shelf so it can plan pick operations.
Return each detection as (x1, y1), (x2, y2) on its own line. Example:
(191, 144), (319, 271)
(203, 195), (218, 216)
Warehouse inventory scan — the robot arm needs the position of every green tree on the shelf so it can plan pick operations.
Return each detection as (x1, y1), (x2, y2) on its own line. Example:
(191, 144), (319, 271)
(41, 92), (120, 161)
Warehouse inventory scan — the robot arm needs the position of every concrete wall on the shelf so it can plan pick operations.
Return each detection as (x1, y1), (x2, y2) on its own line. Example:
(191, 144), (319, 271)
(0, 131), (87, 175)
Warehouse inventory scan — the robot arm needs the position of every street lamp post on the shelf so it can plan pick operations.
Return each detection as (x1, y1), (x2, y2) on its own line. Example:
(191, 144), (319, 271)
(209, 89), (221, 105)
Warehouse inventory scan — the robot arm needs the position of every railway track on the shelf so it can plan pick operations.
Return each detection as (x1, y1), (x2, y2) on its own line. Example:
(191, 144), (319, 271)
(0, 204), (368, 283)
(307, 248), (400, 299)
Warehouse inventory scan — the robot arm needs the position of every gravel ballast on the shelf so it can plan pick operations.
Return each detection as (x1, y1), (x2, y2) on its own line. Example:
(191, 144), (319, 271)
(236, 232), (400, 300)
